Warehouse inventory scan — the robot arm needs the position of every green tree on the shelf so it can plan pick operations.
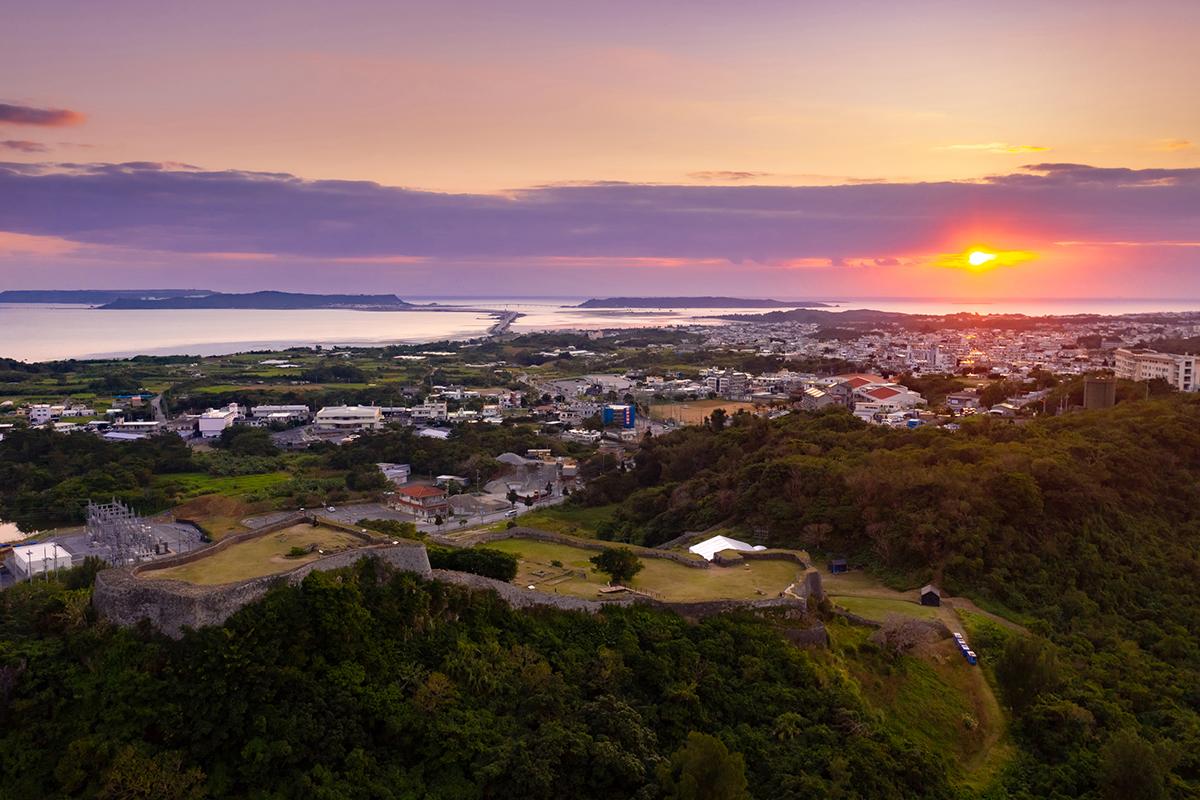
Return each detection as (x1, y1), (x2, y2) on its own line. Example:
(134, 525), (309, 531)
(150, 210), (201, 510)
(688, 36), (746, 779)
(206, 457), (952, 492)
(995, 636), (1060, 713)
(345, 464), (388, 491)
(216, 426), (278, 456)
(709, 408), (728, 431)
(1099, 730), (1167, 800)
(657, 732), (750, 800)
(590, 547), (643, 585)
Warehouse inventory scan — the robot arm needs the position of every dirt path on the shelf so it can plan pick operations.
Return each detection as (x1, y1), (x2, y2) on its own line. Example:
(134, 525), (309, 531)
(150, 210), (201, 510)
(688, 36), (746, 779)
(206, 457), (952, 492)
(944, 596), (1029, 635)
(819, 567), (1029, 635)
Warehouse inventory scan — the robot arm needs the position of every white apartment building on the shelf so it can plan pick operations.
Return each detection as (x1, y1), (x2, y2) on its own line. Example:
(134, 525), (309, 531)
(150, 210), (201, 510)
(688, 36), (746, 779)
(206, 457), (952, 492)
(1114, 348), (1198, 391)
(198, 403), (240, 438)
(28, 404), (63, 425)
(703, 369), (750, 398)
(314, 405), (384, 430)
(409, 402), (449, 421)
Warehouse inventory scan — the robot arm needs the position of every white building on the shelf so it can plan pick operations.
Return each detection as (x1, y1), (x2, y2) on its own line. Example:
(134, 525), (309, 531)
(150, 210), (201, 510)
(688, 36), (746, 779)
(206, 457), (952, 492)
(111, 420), (162, 435)
(409, 402), (449, 421)
(703, 369), (750, 398)
(377, 462), (411, 485)
(1114, 348), (1198, 391)
(198, 403), (240, 438)
(688, 534), (766, 561)
(314, 405), (384, 431)
(10, 542), (73, 578)
(28, 404), (63, 425)
(250, 404), (311, 421)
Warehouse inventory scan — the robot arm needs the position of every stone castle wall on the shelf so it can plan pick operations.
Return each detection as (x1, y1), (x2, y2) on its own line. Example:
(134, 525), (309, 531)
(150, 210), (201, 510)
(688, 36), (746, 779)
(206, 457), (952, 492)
(95, 543), (431, 638)
(94, 528), (827, 644)
(453, 526), (711, 568)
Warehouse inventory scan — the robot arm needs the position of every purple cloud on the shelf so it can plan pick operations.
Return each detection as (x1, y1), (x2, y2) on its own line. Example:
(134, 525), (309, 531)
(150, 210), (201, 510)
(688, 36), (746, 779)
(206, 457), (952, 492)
(0, 161), (1198, 267)
(688, 170), (773, 181)
(0, 103), (85, 127)
(0, 140), (49, 153)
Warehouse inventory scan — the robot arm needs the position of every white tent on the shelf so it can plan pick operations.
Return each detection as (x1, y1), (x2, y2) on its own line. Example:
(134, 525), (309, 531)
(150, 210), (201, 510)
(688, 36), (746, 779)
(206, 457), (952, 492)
(10, 543), (73, 578)
(687, 535), (766, 561)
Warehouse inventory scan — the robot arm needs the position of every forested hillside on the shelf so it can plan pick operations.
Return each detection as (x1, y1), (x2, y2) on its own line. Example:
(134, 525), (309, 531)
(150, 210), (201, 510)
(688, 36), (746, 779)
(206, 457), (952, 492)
(579, 397), (1200, 797)
(0, 562), (954, 799)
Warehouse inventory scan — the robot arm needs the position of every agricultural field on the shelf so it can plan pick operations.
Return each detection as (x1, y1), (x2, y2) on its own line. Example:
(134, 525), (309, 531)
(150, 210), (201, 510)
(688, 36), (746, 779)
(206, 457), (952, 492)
(145, 523), (369, 585)
(649, 399), (759, 425)
(482, 536), (801, 602)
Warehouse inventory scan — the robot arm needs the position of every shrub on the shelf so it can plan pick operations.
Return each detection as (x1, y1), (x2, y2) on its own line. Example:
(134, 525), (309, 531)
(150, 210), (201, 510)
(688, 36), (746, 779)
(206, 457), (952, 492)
(427, 546), (519, 581)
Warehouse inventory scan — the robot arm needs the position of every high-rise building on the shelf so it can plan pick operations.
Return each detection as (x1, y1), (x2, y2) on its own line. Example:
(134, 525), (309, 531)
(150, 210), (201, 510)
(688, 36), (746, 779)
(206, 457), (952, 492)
(1113, 348), (1197, 391)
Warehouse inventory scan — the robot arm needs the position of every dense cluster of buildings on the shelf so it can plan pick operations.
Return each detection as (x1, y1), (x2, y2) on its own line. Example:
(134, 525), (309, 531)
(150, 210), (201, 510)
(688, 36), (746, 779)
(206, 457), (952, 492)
(688, 315), (1200, 383)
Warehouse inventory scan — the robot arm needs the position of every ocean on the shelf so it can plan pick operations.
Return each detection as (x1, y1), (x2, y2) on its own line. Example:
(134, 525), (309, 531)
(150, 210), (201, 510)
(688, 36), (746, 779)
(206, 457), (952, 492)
(4, 296), (1199, 362)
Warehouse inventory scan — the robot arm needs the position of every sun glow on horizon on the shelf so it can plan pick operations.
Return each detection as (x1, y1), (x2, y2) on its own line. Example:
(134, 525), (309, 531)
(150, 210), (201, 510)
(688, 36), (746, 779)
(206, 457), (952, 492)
(937, 246), (1036, 272)
(967, 250), (997, 267)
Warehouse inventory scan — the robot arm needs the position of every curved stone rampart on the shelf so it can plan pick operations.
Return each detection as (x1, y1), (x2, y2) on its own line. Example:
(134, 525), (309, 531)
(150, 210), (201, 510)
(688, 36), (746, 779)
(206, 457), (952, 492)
(94, 533), (826, 645)
(451, 526), (711, 568)
(95, 543), (431, 638)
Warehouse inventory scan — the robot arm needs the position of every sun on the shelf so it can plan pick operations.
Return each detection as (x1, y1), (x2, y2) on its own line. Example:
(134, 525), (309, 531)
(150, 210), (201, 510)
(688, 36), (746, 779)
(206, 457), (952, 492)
(936, 246), (1036, 272)
(967, 250), (997, 268)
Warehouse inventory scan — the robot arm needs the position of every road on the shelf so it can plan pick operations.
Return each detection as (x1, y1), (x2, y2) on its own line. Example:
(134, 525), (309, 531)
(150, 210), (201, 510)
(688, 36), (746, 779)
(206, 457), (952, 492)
(150, 393), (167, 423)
(243, 494), (568, 536)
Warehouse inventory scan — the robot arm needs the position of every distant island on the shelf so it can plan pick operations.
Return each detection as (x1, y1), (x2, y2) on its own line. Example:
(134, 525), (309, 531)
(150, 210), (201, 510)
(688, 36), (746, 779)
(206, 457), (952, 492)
(0, 289), (215, 305)
(99, 291), (417, 310)
(577, 296), (830, 309)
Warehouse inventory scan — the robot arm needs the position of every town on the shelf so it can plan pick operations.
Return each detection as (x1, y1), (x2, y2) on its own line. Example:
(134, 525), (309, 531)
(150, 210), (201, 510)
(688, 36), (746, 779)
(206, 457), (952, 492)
(2, 312), (1198, 799)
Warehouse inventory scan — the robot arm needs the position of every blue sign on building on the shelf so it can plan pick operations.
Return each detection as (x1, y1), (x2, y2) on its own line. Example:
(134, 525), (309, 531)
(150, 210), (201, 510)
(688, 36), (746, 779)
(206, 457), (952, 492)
(602, 404), (636, 428)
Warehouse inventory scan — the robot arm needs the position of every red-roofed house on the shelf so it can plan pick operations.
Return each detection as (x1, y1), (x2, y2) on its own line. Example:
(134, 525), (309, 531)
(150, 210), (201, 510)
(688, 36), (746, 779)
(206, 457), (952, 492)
(850, 381), (926, 422)
(390, 485), (450, 520)
(836, 373), (887, 388)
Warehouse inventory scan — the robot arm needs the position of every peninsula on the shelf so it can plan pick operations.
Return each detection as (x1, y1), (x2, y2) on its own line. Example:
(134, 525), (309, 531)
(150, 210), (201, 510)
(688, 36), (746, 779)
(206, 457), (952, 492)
(99, 291), (417, 310)
(0, 289), (215, 305)
(576, 296), (829, 309)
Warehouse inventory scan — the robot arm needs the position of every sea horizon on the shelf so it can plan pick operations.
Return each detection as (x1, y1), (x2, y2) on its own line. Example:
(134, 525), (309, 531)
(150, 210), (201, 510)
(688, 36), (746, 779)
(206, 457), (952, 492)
(5, 294), (1200, 362)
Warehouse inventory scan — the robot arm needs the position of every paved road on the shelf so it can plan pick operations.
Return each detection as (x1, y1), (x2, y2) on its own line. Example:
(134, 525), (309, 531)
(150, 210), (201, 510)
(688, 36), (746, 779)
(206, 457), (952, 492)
(245, 494), (568, 536)
(150, 394), (167, 423)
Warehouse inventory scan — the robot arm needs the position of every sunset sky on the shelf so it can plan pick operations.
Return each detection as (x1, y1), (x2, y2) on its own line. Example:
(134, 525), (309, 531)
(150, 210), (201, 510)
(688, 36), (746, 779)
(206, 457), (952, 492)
(2, 0), (1199, 297)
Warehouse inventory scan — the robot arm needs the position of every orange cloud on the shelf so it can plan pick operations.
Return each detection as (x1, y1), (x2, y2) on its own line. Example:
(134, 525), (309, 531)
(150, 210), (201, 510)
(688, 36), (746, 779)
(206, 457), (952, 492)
(1150, 138), (1194, 152)
(1055, 240), (1200, 248)
(0, 231), (81, 258)
(537, 256), (727, 269)
(941, 142), (1049, 154)
(0, 103), (85, 127)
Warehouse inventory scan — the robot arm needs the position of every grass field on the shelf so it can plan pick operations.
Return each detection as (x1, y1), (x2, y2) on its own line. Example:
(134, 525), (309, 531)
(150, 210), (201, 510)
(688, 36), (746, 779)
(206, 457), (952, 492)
(833, 595), (940, 621)
(146, 523), (367, 585)
(483, 537), (799, 601)
(832, 623), (1013, 789)
(649, 399), (758, 425)
(156, 471), (293, 499)
(512, 504), (618, 538)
